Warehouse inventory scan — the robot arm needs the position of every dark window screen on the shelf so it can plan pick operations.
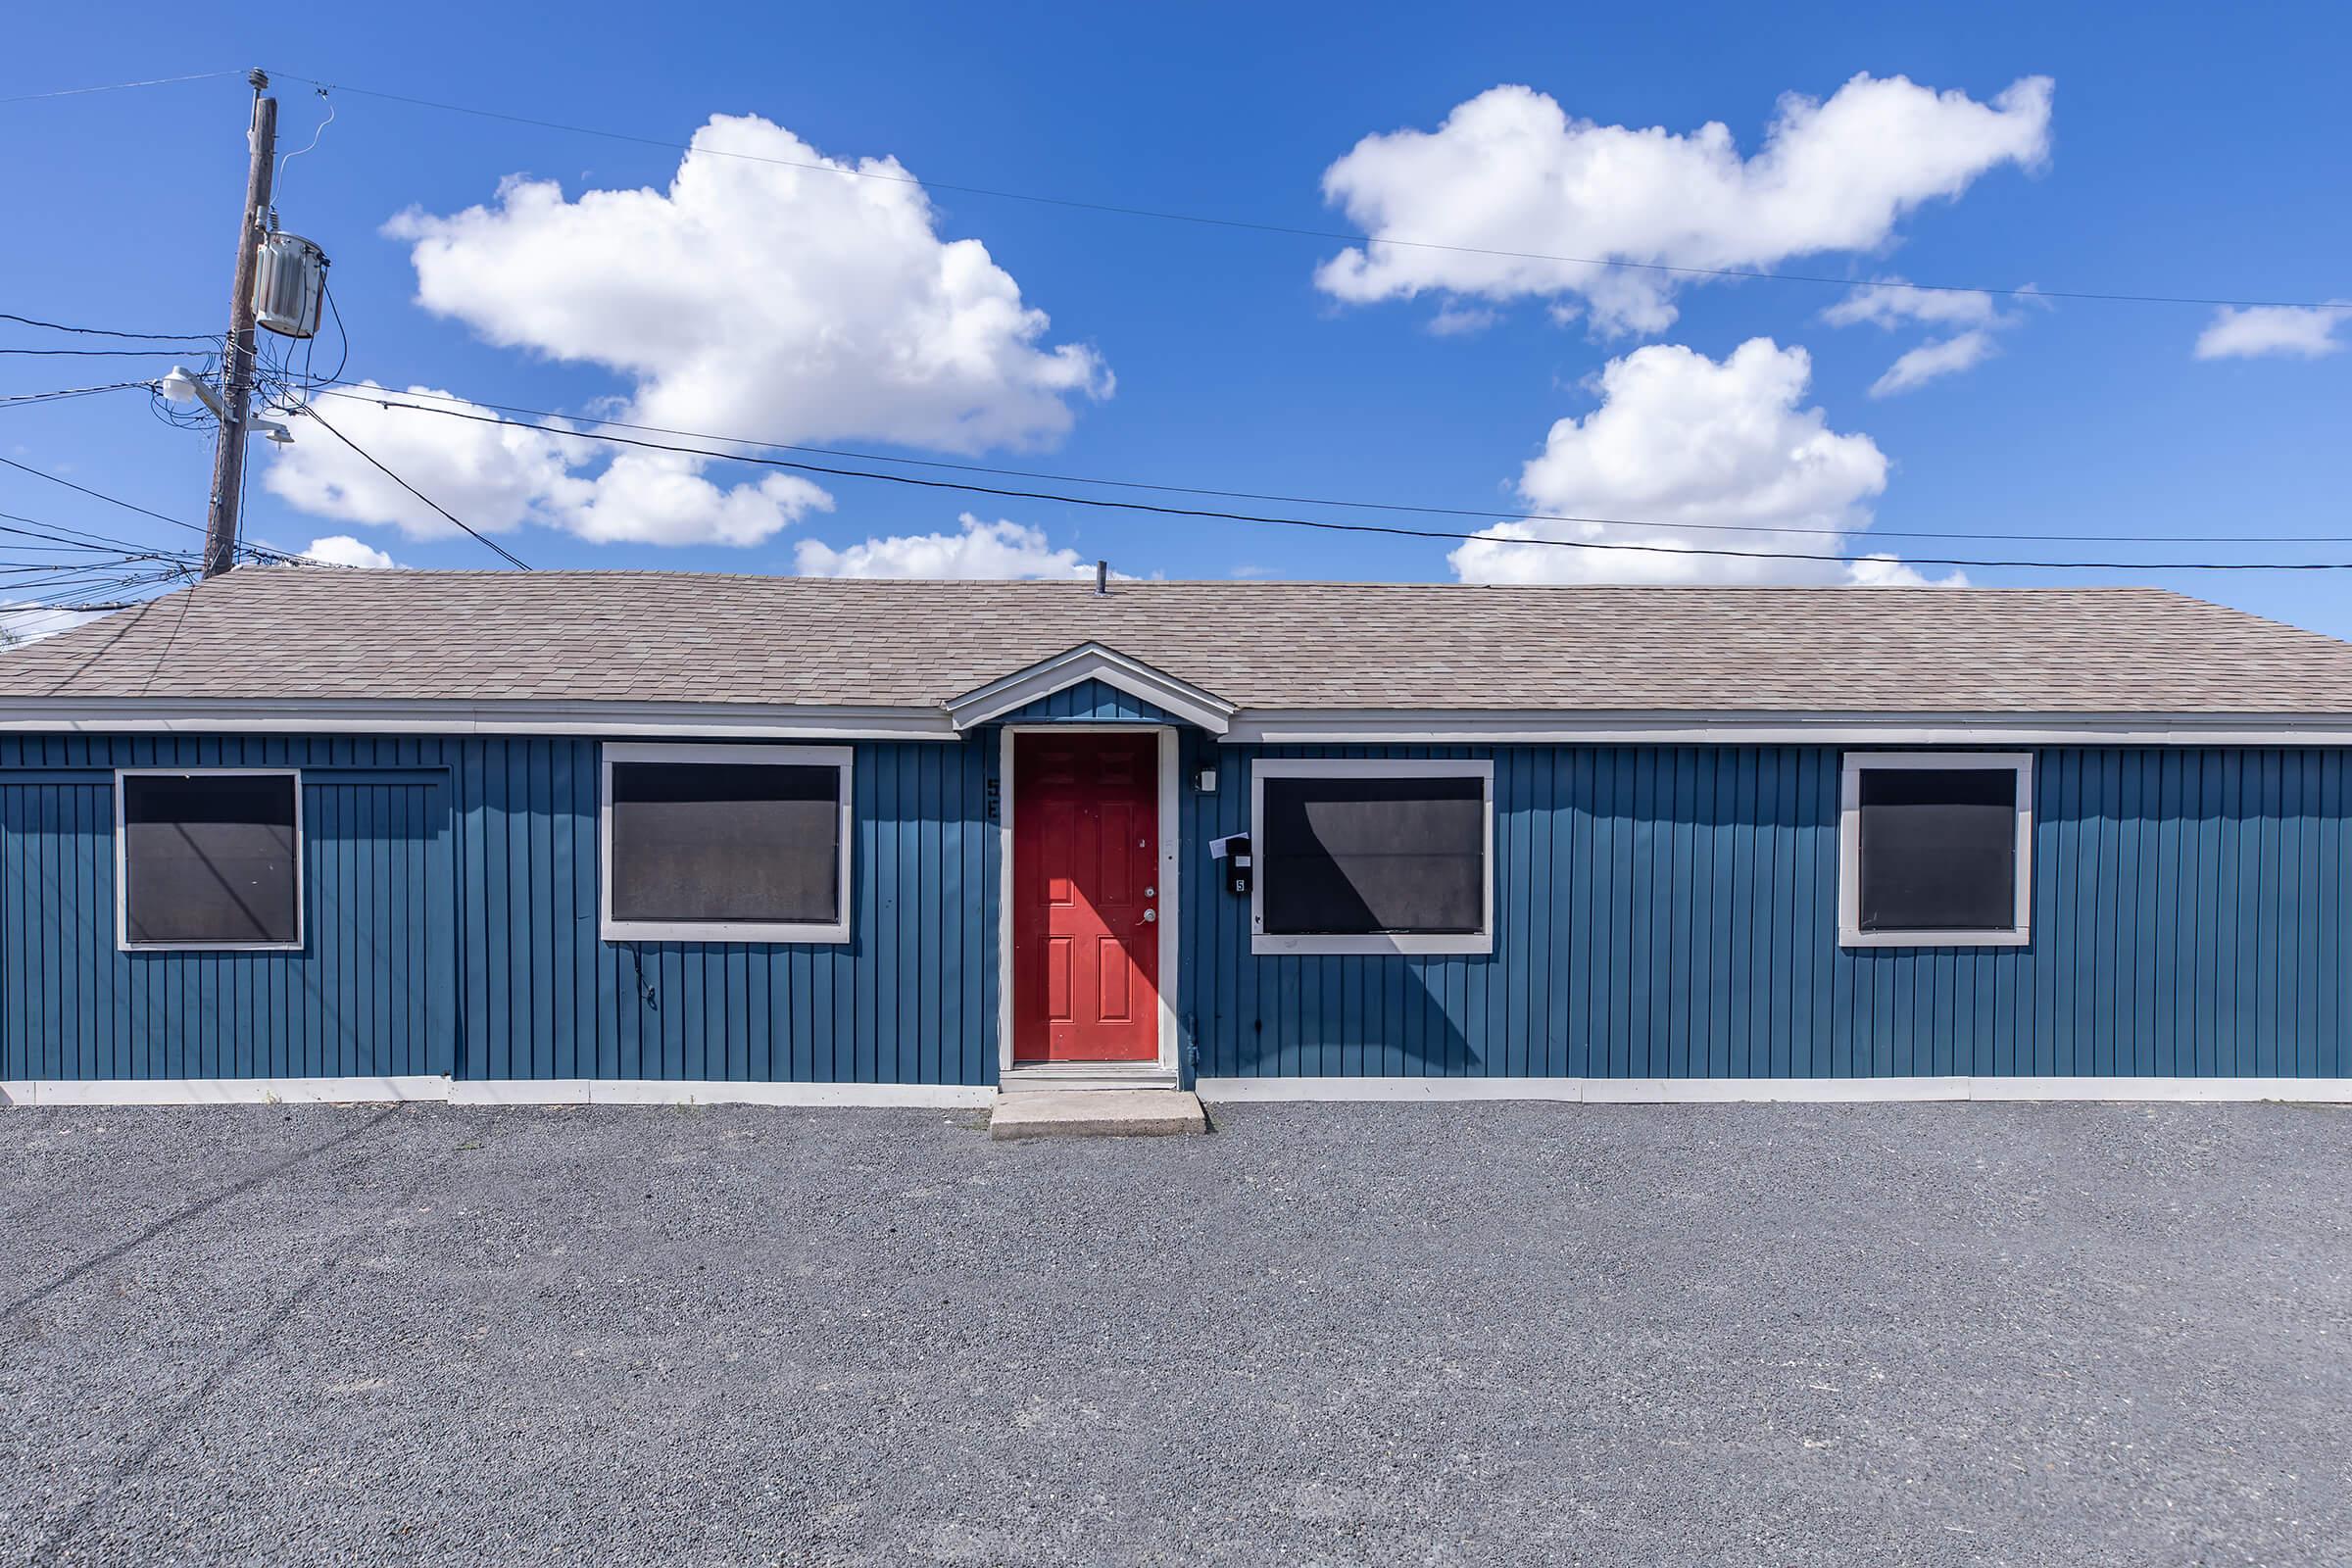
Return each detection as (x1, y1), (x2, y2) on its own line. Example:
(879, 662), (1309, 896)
(1261, 774), (1485, 936)
(122, 773), (300, 946)
(609, 761), (841, 926)
(1856, 766), (2021, 934)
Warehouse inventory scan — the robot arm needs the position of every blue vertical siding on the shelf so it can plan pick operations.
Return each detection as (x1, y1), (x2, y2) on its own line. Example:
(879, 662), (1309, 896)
(0, 734), (994, 1086)
(1184, 744), (2352, 1081)
(4, 733), (2348, 1084)
(448, 736), (992, 1084)
(993, 678), (1187, 725)
(0, 735), (459, 1082)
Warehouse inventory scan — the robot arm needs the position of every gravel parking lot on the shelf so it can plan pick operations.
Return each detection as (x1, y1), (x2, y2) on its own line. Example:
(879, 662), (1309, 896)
(2, 1098), (2348, 1566)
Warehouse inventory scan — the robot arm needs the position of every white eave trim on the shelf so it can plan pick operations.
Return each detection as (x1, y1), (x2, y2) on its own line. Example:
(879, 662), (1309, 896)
(1219, 709), (2352, 747)
(946, 642), (1236, 735)
(0, 698), (959, 741)
(10, 698), (2352, 748)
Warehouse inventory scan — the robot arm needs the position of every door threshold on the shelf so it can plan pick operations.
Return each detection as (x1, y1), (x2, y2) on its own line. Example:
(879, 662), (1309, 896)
(1001, 1061), (1179, 1094)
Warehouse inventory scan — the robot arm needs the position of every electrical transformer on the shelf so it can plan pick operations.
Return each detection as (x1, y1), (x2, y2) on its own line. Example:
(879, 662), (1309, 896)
(252, 230), (329, 338)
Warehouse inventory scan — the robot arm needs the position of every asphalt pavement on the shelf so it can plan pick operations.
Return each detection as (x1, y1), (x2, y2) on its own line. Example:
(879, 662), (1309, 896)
(3, 1098), (2346, 1565)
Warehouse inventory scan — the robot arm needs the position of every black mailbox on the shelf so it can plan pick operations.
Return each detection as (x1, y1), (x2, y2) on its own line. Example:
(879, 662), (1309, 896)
(1221, 834), (1251, 897)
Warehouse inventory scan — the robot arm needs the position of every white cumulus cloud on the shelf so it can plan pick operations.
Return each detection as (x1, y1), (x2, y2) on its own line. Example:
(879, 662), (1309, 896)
(1846, 553), (1966, 588)
(0, 601), (109, 646)
(560, 452), (833, 548)
(794, 514), (1102, 579)
(386, 114), (1108, 451)
(301, 534), (402, 568)
(1869, 328), (1999, 396)
(1448, 337), (1956, 586)
(1316, 74), (2051, 336)
(266, 385), (590, 540)
(269, 115), (1105, 552)
(1822, 277), (2004, 329)
(265, 386), (831, 549)
(1826, 277), (2037, 394)
(2193, 303), (2350, 360)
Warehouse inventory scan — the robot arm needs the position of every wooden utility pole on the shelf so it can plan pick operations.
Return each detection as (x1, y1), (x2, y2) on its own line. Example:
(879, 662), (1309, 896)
(202, 69), (277, 578)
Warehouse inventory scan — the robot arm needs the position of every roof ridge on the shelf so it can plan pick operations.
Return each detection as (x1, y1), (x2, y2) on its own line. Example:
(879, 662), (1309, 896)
(215, 567), (2195, 596)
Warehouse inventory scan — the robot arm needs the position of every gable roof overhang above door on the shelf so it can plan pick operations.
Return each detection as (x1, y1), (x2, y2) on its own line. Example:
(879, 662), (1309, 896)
(946, 642), (1236, 735)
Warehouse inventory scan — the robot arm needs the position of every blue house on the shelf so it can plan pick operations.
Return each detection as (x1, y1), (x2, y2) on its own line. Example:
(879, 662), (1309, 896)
(3, 570), (2348, 1105)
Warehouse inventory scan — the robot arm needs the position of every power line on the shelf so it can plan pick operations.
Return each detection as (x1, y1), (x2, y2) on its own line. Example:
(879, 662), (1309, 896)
(294, 406), (531, 568)
(314, 381), (2352, 552)
(0, 69), (243, 106)
(0, 313), (215, 342)
(0, 451), (208, 534)
(0, 567), (184, 595)
(272, 70), (2339, 313)
(0, 452), (315, 566)
(0, 567), (190, 605)
(0, 509), (159, 554)
(315, 394), (2352, 573)
(0, 380), (158, 409)
(0, 345), (203, 359)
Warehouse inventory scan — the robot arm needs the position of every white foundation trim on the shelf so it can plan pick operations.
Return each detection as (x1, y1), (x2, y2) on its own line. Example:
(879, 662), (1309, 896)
(445, 1079), (989, 1108)
(1, 1076), (450, 1106)
(1196, 1075), (2352, 1104)
(1, 1077), (990, 1109)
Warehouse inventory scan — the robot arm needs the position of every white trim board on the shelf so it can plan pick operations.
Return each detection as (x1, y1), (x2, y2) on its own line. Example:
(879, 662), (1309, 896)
(114, 766), (306, 952)
(11, 697), (2352, 748)
(598, 741), (855, 945)
(1, 1077), (991, 1108)
(445, 1080), (988, 1108)
(0, 698), (957, 740)
(948, 643), (1235, 735)
(1838, 751), (2033, 950)
(1197, 1075), (2352, 1104)
(13, 1075), (2343, 1110)
(1220, 710), (2352, 747)
(1248, 756), (1495, 956)
(2, 1076), (450, 1107)
(997, 723), (1184, 1081)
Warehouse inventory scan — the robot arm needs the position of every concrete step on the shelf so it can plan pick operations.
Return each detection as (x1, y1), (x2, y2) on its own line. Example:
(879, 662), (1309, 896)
(999, 1061), (1179, 1094)
(988, 1089), (1208, 1141)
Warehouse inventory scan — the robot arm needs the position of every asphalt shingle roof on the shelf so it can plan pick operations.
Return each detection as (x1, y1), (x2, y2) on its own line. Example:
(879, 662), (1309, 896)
(5, 569), (2352, 716)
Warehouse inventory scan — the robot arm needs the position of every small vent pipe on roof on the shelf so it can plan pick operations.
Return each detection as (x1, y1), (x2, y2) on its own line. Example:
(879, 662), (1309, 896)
(1095, 559), (1108, 595)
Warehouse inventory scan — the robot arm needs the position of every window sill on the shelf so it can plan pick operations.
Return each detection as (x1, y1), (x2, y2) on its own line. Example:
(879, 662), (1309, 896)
(1251, 931), (1493, 957)
(1838, 927), (2030, 950)
(603, 919), (851, 946)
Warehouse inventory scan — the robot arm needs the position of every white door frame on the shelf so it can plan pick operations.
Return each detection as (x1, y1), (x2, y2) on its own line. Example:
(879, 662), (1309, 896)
(996, 723), (1181, 1082)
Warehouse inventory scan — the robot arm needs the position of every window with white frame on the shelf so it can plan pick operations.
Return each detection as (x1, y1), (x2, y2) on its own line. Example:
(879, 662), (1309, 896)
(1250, 758), (1494, 956)
(1838, 752), (2033, 948)
(600, 743), (853, 944)
(117, 769), (303, 950)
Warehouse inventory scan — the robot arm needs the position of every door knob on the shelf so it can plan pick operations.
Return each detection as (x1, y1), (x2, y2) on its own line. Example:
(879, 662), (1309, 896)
(1142, 908), (1157, 922)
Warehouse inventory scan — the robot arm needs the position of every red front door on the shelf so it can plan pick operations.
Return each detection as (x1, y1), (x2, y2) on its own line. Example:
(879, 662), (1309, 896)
(1012, 732), (1160, 1063)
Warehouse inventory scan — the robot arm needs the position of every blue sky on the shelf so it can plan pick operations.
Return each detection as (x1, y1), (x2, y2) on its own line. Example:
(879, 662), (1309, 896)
(4, 1), (2348, 635)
